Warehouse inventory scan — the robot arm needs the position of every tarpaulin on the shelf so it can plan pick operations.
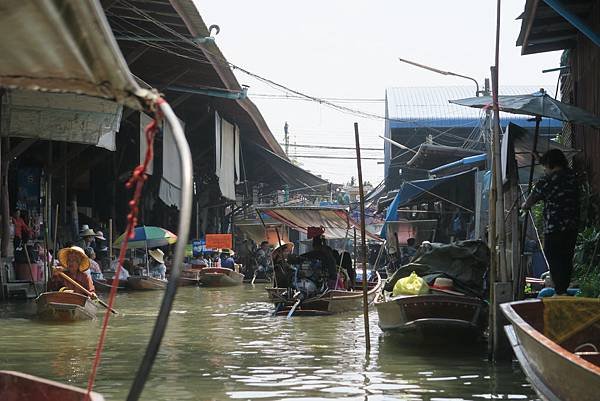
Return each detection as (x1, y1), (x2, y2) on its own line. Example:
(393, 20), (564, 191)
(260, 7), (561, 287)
(381, 169), (477, 238)
(215, 111), (239, 200)
(257, 206), (381, 241)
(159, 118), (184, 208)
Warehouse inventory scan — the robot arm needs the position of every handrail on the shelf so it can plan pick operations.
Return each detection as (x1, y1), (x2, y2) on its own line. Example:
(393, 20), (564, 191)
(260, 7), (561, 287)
(126, 101), (193, 401)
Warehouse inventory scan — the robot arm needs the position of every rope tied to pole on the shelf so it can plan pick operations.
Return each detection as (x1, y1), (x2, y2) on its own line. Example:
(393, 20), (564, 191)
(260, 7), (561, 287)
(84, 97), (165, 400)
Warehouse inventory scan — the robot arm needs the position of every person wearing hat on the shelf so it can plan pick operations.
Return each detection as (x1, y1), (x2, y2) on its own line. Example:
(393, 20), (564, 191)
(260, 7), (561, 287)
(49, 246), (95, 295)
(79, 226), (97, 251)
(148, 249), (167, 280)
(84, 247), (104, 281)
(272, 242), (294, 288)
(220, 249), (236, 269)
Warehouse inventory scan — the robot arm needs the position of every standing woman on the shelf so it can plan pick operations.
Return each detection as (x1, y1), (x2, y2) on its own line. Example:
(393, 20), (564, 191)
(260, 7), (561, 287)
(521, 149), (579, 295)
(12, 209), (33, 252)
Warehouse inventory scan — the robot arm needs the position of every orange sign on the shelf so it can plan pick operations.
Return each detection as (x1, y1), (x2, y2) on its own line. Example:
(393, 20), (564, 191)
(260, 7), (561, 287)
(205, 234), (232, 249)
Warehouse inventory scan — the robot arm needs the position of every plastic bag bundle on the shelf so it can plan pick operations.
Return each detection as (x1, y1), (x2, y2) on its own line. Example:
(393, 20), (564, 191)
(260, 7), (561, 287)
(392, 271), (429, 296)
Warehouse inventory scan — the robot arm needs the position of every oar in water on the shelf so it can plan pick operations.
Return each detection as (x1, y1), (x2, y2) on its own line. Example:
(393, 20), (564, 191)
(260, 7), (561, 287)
(251, 270), (257, 285)
(287, 298), (301, 319)
(55, 270), (119, 315)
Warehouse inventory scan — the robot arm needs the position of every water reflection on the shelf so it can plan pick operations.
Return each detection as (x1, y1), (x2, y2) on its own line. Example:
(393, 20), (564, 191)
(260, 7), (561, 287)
(0, 285), (537, 400)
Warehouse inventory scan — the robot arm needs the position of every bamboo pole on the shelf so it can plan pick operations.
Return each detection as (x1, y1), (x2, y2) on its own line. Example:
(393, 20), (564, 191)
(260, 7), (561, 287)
(109, 218), (113, 262)
(354, 122), (370, 352)
(52, 204), (59, 267)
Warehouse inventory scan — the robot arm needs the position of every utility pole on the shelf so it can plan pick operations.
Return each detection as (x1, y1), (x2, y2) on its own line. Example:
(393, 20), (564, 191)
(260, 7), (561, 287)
(284, 122), (289, 155)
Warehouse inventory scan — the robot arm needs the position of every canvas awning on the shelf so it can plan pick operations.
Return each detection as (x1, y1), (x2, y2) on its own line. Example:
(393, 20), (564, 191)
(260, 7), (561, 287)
(381, 169), (477, 238)
(257, 206), (381, 241)
(0, 0), (153, 111)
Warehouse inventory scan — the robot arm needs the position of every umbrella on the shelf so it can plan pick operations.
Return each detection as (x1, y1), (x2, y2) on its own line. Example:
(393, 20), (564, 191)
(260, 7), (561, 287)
(113, 226), (177, 249)
(449, 90), (600, 128)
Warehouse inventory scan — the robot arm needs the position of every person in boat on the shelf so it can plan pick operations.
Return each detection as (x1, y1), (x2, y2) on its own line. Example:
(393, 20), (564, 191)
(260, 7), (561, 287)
(521, 149), (579, 295)
(401, 237), (417, 266)
(49, 246), (96, 296)
(339, 251), (356, 289)
(84, 247), (104, 281)
(79, 226), (98, 252)
(272, 242), (294, 288)
(148, 249), (167, 280)
(191, 253), (209, 269)
(255, 241), (272, 277)
(289, 234), (337, 290)
(221, 248), (235, 269)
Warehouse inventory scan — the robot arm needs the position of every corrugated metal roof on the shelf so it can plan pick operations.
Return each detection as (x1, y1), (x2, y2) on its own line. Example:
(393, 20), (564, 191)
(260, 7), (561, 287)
(386, 86), (562, 129)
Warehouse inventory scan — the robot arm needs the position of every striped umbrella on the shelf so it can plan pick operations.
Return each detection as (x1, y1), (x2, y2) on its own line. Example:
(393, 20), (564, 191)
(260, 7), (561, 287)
(113, 226), (177, 249)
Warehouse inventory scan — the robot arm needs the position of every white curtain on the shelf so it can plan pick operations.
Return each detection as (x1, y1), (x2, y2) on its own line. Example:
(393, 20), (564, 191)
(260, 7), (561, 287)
(215, 112), (239, 200)
(159, 118), (184, 208)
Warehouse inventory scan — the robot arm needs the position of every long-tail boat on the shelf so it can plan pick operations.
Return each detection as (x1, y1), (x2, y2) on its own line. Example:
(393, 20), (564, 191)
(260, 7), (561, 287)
(127, 275), (167, 290)
(198, 267), (244, 287)
(267, 272), (382, 315)
(501, 298), (600, 401)
(36, 292), (97, 321)
(0, 370), (104, 401)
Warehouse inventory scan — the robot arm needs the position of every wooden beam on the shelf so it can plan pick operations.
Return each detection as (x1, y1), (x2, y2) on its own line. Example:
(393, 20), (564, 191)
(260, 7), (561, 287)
(523, 39), (577, 54)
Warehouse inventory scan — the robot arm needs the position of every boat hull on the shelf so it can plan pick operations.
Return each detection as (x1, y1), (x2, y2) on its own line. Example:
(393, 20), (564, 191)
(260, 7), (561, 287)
(36, 292), (97, 322)
(267, 272), (382, 314)
(177, 270), (201, 286)
(127, 276), (167, 290)
(375, 293), (486, 341)
(92, 279), (128, 293)
(0, 370), (104, 401)
(501, 299), (600, 401)
(198, 267), (244, 287)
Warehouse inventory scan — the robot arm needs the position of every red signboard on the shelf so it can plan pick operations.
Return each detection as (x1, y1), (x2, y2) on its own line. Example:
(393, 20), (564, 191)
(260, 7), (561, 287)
(205, 234), (232, 249)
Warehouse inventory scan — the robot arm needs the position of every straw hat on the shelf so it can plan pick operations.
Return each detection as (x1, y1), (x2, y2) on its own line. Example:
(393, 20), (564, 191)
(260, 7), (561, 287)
(221, 248), (235, 256)
(432, 277), (453, 290)
(149, 248), (165, 264)
(95, 230), (106, 241)
(273, 241), (294, 255)
(58, 246), (90, 272)
(80, 228), (96, 238)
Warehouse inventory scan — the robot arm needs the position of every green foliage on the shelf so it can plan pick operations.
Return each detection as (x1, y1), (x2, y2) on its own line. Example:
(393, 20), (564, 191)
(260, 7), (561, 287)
(573, 226), (600, 297)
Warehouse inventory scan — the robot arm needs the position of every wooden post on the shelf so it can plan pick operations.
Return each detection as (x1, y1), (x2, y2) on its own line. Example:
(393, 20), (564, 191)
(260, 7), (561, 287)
(52, 204), (59, 265)
(354, 122), (370, 352)
(109, 218), (113, 262)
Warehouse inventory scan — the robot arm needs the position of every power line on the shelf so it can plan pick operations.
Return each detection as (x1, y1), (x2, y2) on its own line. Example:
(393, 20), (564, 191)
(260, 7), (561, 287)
(284, 143), (383, 151)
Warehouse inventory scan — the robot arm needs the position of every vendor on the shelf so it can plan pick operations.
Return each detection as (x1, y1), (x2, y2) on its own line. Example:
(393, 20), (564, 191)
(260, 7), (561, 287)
(149, 249), (167, 280)
(221, 249), (235, 269)
(49, 246), (95, 295)
(272, 242), (294, 288)
(12, 209), (33, 252)
(521, 149), (579, 295)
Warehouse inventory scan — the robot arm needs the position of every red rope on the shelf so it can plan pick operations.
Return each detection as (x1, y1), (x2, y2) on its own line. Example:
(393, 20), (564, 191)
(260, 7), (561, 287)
(85, 98), (166, 399)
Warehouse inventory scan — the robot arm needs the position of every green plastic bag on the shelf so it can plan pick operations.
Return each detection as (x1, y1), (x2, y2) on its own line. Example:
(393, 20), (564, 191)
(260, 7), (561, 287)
(392, 271), (429, 296)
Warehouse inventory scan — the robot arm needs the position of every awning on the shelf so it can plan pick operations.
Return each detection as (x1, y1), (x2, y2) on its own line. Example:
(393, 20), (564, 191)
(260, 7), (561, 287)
(246, 142), (329, 192)
(257, 206), (381, 241)
(0, 0), (152, 111)
(406, 144), (484, 169)
(381, 169), (477, 238)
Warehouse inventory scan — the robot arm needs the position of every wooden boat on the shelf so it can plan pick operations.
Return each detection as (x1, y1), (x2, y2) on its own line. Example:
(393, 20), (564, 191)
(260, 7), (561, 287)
(374, 292), (487, 340)
(198, 267), (244, 287)
(92, 278), (128, 293)
(177, 269), (201, 286)
(36, 292), (97, 321)
(501, 298), (600, 401)
(0, 370), (104, 401)
(267, 272), (382, 315)
(127, 275), (167, 290)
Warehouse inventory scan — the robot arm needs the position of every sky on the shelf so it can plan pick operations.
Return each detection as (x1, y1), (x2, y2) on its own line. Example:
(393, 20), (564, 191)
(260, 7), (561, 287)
(197, 1), (562, 186)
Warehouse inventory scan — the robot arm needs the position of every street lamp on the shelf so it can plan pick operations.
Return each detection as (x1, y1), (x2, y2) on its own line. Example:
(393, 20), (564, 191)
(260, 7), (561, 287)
(398, 58), (484, 97)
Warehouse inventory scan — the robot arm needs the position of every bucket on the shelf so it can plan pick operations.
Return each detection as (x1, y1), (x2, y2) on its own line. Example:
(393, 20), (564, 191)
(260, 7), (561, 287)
(15, 263), (44, 282)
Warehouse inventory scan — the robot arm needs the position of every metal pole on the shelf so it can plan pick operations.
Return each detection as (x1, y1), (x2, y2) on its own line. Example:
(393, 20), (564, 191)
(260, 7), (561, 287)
(521, 116), (541, 251)
(354, 122), (371, 352)
(109, 218), (113, 262)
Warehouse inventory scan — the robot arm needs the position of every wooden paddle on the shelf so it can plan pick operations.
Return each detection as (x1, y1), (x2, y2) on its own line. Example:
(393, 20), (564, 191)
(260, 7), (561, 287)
(55, 270), (119, 315)
(287, 298), (301, 319)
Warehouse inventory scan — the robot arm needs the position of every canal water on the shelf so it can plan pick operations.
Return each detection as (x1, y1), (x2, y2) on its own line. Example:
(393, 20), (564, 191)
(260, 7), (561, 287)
(0, 285), (538, 401)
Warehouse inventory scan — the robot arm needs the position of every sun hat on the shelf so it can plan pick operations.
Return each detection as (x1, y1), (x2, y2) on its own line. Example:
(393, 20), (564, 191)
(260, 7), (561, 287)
(431, 277), (454, 290)
(80, 228), (96, 238)
(95, 230), (106, 241)
(149, 248), (165, 264)
(79, 224), (90, 233)
(273, 241), (294, 254)
(221, 248), (235, 256)
(58, 246), (90, 272)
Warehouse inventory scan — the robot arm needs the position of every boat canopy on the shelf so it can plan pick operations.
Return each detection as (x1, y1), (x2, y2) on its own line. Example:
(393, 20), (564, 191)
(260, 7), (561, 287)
(257, 206), (381, 241)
